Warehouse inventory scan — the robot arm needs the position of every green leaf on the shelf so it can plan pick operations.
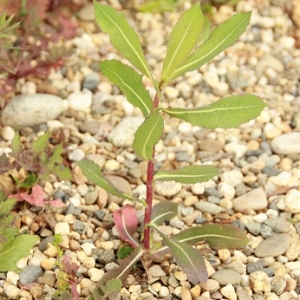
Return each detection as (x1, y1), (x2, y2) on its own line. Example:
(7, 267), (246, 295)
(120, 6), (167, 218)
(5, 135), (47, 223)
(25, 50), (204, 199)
(77, 159), (138, 203)
(32, 132), (50, 156)
(154, 165), (219, 184)
(48, 144), (64, 165)
(100, 60), (152, 117)
(0, 233), (39, 272)
(172, 224), (249, 249)
(94, 3), (152, 79)
(151, 201), (178, 225)
(162, 94), (266, 129)
(162, 4), (203, 84)
(165, 12), (251, 83)
(11, 132), (22, 158)
(163, 237), (208, 284)
(117, 245), (134, 259)
(13, 172), (38, 189)
(132, 111), (164, 159)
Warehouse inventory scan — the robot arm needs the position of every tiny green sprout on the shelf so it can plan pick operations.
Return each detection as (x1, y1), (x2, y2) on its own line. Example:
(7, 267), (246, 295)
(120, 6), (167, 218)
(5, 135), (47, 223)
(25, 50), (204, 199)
(78, 2), (265, 299)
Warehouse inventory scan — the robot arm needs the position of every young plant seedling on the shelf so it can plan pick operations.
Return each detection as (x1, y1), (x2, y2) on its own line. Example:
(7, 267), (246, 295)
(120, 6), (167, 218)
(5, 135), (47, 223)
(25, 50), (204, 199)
(78, 2), (266, 299)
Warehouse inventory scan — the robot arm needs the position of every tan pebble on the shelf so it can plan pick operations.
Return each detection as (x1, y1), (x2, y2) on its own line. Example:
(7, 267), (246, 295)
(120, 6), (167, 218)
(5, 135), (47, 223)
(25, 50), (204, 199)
(97, 187), (108, 208)
(128, 284), (141, 293)
(218, 249), (231, 261)
(265, 128), (282, 139)
(80, 278), (94, 289)
(151, 282), (161, 292)
(220, 284), (237, 300)
(174, 270), (187, 281)
(278, 158), (292, 171)
(200, 279), (220, 292)
(44, 244), (58, 258)
(219, 199), (233, 210)
(181, 286), (192, 300)
(184, 195), (198, 206)
(190, 285), (201, 297)
(243, 174), (257, 184)
(70, 240), (81, 251)
(29, 284), (43, 298)
(250, 271), (271, 293)
(285, 278), (297, 291)
(59, 235), (70, 249)
(41, 258), (56, 270)
(21, 215), (33, 226)
(247, 140), (260, 150)
(97, 241), (114, 250)
(4, 285), (20, 299)
(88, 268), (104, 282)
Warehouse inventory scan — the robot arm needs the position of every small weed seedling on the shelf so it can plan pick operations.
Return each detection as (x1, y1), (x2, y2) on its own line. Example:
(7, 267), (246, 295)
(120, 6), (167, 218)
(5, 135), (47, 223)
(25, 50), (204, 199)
(78, 2), (266, 299)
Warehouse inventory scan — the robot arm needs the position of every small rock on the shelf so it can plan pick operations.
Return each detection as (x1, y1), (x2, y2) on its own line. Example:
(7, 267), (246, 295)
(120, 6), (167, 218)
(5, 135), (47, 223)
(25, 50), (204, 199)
(106, 175), (132, 204)
(256, 54), (284, 76)
(194, 201), (222, 215)
(88, 268), (104, 282)
(199, 139), (223, 152)
(211, 269), (242, 285)
(254, 234), (291, 258)
(73, 220), (86, 234)
(1, 126), (15, 140)
(200, 279), (220, 291)
(236, 286), (252, 300)
(149, 265), (166, 277)
(4, 285), (20, 299)
(84, 190), (99, 205)
(159, 286), (170, 297)
(155, 181), (182, 197)
(264, 217), (290, 233)
(108, 116), (144, 147)
(271, 275), (286, 295)
(245, 221), (261, 236)
(249, 271), (271, 293)
(220, 170), (243, 187)
(1, 94), (64, 128)
(19, 266), (43, 284)
(6, 272), (19, 285)
(271, 132), (300, 154)
(285, 232), (300, 261)
(220, 284), (237, 300)
(54, 222), (70, 235)
(233, 188), (268, 212)
(83, 72), (100, 90)
(78, 3), (94, 21)
(77, 251), (95, 268)
(284, 189), (300, 213)
(67, 89), (93, 111)
(261, 225), (274, 239)
(98, 249), (115, 264)
(68, 148), (85, 161)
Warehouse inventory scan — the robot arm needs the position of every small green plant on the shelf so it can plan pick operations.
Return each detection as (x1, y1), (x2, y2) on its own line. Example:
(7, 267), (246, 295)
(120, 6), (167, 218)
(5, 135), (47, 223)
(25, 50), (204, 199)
(53, 233), (80, 300)
(0, 191), (39, 271)
(78, 2), (265, 299)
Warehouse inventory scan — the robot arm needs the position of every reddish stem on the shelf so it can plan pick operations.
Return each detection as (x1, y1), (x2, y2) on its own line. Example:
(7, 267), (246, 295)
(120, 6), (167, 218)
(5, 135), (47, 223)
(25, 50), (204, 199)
(143, 92), (160, 250)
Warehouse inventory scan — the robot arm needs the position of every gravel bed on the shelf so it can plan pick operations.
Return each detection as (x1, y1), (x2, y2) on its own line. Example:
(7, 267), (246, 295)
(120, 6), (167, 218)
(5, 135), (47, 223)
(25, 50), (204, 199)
(1, 0), (300, 299)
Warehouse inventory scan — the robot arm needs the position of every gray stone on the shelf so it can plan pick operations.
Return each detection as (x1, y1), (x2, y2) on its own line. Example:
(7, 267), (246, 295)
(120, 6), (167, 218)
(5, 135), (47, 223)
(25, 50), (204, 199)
(254, 234), (291, 258)
(1, 94), (64, 128)
(38, 236), (54, 252)
(79, 119), (101, 135)
(260, 225), (273, 239)
(271, 275), (286, 295)
(19, 265), (43, 284)
(73, 220), (86, 234)
(211, 269), (242, 285)
(236, 286), (252, 300)
(205, 188), (222, 198)
(264, 217), (290, 233)
(98, 249), (115, 264)
(233, 188), (268, 212)
(194, 201), (222, 215)
(262, 166), (281, 177)
(83, 72), (100, 90)
(106, 175), (132, 205)
(245, 221), (261, 236)
(271, 132), (300, 154)
(247, 260), (264, 274)
(64, 203), (81, 217)
(94, 210), (106, 221)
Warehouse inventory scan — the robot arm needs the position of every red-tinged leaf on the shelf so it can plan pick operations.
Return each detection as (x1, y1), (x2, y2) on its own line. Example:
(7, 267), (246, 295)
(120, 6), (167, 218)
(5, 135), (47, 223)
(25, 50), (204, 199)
(10, 185), (65, 207)
(61, 255), (80, 277)
(113, 205), (140, 248)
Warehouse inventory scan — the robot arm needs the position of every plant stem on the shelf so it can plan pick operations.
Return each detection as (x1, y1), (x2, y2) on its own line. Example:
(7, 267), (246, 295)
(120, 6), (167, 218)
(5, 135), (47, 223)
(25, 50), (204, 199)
(143, 92), (160, 250)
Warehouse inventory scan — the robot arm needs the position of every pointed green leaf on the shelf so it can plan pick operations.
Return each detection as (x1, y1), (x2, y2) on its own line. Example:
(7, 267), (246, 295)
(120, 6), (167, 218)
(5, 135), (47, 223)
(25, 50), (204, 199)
(163, 237), (208, 284)
(154, 165), (219, 184)
(102, 279), (122, 300)
(94, 3), (152, 79)
(151, 201), (178, 225)
(11, 132), (22, 158)
(165, 12), (251, 83)
(162, 4), (203, 83)
(32, 132), (50, 156)
(100, 60), (152, 117)
(133, 112), (164, 159)
(173, 224), (249, 249)
(77, 159), (138, 202)
(0, 234), (39, 271)
(162, 95), (266, 129)
(13, 172), (38, 189)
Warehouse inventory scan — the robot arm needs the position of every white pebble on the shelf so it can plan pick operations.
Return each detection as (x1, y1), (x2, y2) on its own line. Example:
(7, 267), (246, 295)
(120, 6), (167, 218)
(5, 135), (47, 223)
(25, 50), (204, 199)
(81, 243), (96, 256)
(105, 159), (120, 171)
(220, 284), (237, 300)
(159, 286), (170, 297)
(164, 86), (179, 99)
(4, 285), (20, 299)
(6, 272), (19, 285)
(1, 126), (15, 140)
(218, 182), (235, 200)
(253, 213), (268, 223)
(67, 89), (92, 112)
(68, 149), (85, 161)
(88, 268), (104, 282)
(54, 222), (70, 235)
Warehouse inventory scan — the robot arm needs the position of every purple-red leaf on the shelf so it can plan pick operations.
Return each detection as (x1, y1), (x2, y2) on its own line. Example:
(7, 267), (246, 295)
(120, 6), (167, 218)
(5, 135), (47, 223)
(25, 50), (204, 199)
(113, 205), (140, 248)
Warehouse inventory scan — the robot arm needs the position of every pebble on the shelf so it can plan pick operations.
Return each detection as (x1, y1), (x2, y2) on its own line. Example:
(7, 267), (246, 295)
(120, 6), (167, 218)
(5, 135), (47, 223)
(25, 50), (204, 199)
(264, 217), (290, 233)
(67, 89), (93, 111)
(194, 201), (222, 215)
(19, 266), (43, 284)
(3, 285), (20, 299)
(54, 222), (70, 235)
(1, 126), (15, 140)
(271, 275), (286, 295)
(211, 269), (242, 285)
(249, 271), (271, 293)
(154, 181), (182, 197)
(97, 249), (115, 264)
(78, 3), (94, 21)
(1, 94), (64, 127)
(220, 284), (237, 300)
(83, 72), (100, 90)
(88, 268), (104, 282)
(254, 234), (291, 258)
(148, 265), (166, 277)
(106, 175), (132, 204)
(271, 132), (300, 154)
(73, 220), (86, 234)
(255, 54), (284, 76)
(284, 189), (300, 213)
(233, 188), (268, 212)
(200, 279), (220, 292)
(68, 148), (85, 161)
(220, 170), (243, 187)
(108, 116), (144, 147)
